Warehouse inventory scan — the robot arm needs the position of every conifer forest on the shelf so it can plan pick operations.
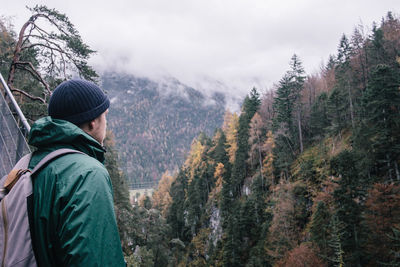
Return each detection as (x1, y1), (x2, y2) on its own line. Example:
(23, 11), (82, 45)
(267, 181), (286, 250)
(1, 6), (400, 267)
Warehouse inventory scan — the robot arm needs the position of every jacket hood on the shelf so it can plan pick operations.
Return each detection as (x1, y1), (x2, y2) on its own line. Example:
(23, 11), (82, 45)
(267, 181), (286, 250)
(28, 116), (106, 162)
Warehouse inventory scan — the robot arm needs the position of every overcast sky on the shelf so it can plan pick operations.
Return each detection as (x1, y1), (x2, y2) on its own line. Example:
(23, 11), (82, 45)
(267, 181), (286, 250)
(4, 0), (400, 98)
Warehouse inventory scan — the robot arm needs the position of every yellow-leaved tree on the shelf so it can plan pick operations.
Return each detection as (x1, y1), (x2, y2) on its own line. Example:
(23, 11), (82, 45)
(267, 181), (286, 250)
(222, 111), (239, 164)
(184, 138), (206, 182)
(262, 130), (275, 186)
(152, 171), (174, 216)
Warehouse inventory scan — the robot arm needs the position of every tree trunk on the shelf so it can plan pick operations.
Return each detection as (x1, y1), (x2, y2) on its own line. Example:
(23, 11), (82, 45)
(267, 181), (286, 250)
(297, 109), (303, 153)
(354, 225), (362, 267)
(387, 153), (393, 182)
(360, 51), (367, 91)
(8, 20), (32, 87)
(394, 160), (400, 181)
(257, 133), (264, 187)
(347, 82), (355, 129)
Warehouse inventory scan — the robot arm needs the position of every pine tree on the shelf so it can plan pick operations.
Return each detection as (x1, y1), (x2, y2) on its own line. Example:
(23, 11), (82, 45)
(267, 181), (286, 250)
(331, 150), (366, 266)
(249, 175), (269, 241)
(350, 26), (368, 92)
(335, 34), (356, 129)
(104, 130), (130, 208)
(222, 201), (241, 267)
(309, 92), (329, 140)
(369, 23), (386, 66)
(272, 134), (295, 181)
(337, 34), (351, 65)
(220, 89), (261, 266)
(103, 130), (139, 254)
(167, 169), (190, 242)
(289, 54), (306, 153)
(326, 86), (347, 138)
(186, 169), (203, 236)
(231, 89), (260, 196)
(327, 213), (345, 267)
(358, 64), (400, 181)
(139, 208), (171, 266)
(272, 55), (306, 180)
(273, 73), (296, 134)
(309, 201), (331, 256)
(212, 129), (230, 168)
(220, 131), (234, 230)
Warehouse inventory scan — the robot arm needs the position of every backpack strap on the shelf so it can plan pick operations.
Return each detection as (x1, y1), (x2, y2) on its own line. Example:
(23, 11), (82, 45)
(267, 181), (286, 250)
(3, 149), (85, 192)
(30, 148), (86, 176)
(14, 153), (33, 170)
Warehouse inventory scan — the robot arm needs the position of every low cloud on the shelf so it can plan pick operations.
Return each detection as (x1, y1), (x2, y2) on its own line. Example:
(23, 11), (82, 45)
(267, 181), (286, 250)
(6, 0), (400, 98)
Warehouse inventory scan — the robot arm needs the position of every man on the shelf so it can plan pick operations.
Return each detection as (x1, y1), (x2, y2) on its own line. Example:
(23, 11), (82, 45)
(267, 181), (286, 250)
(27, 79), (125, 266)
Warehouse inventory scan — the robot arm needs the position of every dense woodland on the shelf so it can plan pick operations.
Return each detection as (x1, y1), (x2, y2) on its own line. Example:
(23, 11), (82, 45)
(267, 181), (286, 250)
(1, 6), (400, 267)
(124, 12), (400, 266)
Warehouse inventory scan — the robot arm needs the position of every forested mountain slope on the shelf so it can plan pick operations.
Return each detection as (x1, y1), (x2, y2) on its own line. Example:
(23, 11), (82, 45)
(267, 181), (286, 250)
(123, 12), (400, 266)
(102, 72), (226, 187)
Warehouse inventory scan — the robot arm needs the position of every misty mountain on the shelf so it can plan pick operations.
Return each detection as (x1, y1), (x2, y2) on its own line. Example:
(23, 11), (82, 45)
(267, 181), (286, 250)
(102, 72), (226, 188)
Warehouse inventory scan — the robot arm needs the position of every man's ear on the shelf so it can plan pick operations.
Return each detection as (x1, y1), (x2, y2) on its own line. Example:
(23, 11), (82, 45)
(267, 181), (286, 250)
(79, 120), (95, 132)
(88, 120), (95, 130)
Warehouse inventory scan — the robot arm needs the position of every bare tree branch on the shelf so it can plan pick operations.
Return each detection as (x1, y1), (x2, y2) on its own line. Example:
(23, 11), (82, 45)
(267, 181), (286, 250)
(8, 18), (35, 87)
(21, 24), (35, 48)
(15, 61), (51, 94)
(30, 23), (50, 37)
(9, 86), (46, 103)
(21, 41), (65, 54)
(15, 63), (41, 81)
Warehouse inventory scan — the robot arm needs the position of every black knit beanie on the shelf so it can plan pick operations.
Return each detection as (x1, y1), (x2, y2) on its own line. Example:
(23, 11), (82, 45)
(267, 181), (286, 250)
(48, 79), (110, 125)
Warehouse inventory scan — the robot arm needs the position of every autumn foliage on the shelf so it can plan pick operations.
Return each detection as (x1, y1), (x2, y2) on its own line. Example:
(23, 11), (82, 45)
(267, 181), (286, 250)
(275, 243), (327, 267)
(365, 183), (400, 265)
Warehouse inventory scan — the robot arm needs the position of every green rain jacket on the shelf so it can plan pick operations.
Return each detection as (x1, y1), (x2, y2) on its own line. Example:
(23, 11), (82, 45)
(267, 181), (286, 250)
(27, 117), (125, 267)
